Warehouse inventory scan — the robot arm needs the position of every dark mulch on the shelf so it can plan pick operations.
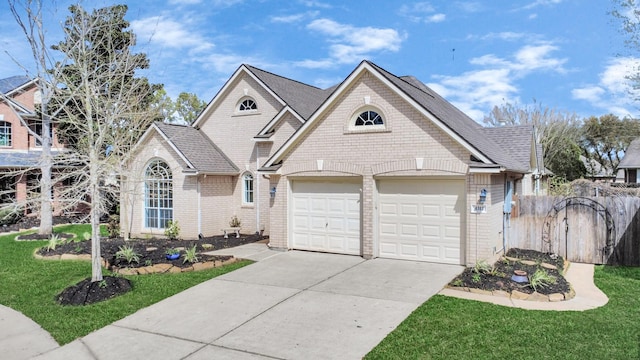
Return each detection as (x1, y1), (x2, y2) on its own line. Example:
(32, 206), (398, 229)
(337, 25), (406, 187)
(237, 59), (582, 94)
(37, 233), (267, 270)
(26, 224), (267, 306)
(1, 215), (87, 234)
(57, 276), (132, 306)
(449, 248), (570, 295)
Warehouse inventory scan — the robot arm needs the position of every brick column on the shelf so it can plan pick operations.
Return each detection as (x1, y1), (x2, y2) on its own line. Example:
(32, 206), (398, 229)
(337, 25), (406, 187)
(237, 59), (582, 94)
(361, 172), (374, 259)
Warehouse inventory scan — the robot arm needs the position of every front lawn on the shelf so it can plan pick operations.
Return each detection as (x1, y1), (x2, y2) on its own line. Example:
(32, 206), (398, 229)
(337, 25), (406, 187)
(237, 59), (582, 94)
(366, 266), (640, 359)
(0, 224), (251, 345)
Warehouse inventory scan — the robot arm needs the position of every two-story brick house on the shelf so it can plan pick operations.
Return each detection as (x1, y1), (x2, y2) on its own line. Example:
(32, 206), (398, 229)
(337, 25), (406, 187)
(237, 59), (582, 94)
(0, 76), (64, 214)
(122, 61), (545, 266)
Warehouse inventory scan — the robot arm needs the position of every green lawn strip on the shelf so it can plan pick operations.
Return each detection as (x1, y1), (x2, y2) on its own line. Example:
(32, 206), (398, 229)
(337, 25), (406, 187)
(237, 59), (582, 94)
(366, 266), (640, 360)
(0, 225), (251, 345)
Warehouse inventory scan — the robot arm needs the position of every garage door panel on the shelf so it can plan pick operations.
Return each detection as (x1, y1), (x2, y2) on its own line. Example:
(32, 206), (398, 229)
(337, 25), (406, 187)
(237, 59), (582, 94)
(401, 204), (419, 216)
(292, 181), (361, 255)
(378, 179), (463, 264)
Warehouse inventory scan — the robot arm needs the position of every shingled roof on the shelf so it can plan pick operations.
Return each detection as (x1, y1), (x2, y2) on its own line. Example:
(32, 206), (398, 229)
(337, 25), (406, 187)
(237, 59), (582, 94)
(618, 137), (640, 169)
(364, 62), (526, 172)
(154, 122), (238, 174)
(245, 65), (331, 120)
(482, 125), (534, 172)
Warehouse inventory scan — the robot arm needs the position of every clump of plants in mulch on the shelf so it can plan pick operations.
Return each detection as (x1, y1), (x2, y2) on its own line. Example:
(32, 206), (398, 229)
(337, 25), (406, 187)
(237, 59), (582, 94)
(449, 248), (570, 295)
(42, 232), (265, 306)
(57, 276), (132, 306)
(36, 232), (267, 270)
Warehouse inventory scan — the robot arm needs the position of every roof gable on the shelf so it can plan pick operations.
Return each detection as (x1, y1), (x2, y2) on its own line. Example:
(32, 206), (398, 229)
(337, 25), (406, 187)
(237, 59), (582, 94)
(264, 60), (523, 171)
(192, 64), (330, 130)
(619, 137), (640, 169)
(154, 122), (238, 174)
(0, 76), (32, 94)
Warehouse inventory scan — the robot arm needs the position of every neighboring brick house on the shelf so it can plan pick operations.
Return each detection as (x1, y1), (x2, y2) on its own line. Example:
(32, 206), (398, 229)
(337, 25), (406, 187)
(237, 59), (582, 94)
(0, 76), (65, 214)
(123, 61), (544, 265)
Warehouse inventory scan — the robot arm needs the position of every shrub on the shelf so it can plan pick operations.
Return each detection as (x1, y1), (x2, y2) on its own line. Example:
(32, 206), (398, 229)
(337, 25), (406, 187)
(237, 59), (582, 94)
(528, 268), (557, 292)
(0, 205), (23, 226)
(115, 245), (140, 265)
(106, 215), (120, 238)
(46, 234), (61, 251)
(182, 245), (199, 264)
(229, 215), (241, 228)
(164, 220), (180, 240)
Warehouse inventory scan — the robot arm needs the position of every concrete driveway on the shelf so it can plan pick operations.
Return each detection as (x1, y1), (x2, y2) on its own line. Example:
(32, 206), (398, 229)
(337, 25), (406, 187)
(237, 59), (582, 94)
(34, 248), (462, 360)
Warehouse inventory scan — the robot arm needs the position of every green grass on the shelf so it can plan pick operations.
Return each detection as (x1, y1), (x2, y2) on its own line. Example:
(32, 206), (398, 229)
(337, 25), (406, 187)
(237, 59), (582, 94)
(0, 224), (251, 345)
(366, 266), (640, 359)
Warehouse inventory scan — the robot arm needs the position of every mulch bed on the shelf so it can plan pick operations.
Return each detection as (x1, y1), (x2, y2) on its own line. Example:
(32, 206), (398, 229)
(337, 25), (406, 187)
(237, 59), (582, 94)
(449, 248), (570, 295)
(1, 215), (87, 234)
(36, 233), (267, 270)
(23, 224), (266, 306)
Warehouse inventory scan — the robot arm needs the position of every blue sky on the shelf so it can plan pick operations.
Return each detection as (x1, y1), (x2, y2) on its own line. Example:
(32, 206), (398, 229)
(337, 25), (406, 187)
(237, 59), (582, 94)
(1, 0), (638, 122)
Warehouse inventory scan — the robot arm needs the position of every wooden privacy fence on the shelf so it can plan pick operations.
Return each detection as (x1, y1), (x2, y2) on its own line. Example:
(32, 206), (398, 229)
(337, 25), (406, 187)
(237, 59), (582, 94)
(507, 195), (640, 265)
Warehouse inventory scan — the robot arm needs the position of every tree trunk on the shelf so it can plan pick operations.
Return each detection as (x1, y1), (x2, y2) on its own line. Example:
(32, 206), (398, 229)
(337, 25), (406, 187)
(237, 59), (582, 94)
(38, 103), (53, 236)
(90, 157), (103, 282)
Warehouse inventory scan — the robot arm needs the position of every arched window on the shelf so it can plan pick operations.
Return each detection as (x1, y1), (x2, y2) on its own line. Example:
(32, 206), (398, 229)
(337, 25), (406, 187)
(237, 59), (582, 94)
(0, 121), (11, 147)
(242, 172), (254, 204)
(355, 110), (384, 126)
(238, 98), (257, 112)
(145, 160), (173, 228)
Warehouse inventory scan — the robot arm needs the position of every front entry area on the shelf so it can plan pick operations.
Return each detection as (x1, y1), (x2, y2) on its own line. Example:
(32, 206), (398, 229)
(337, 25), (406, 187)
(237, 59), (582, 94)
(290, 180), (361, 255)
(378, 179), (464, 264)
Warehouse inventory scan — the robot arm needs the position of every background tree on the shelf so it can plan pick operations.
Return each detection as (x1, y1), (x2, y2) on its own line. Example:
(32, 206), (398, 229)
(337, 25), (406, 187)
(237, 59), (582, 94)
(581, 114), (640, 174)
(174, 92), (206, 124)
(47, 4), (157, 282)
(484, 101), (586, 181)
(150, 90), (206, 124)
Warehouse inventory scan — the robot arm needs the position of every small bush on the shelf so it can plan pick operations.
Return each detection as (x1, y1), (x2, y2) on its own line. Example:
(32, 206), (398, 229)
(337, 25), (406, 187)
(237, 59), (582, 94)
(0, 205), (23, 226)
(528, 268), (557, 292)
(115, 245), (140, 265)
(106, 215), (120, 238)
(182, 245), (199, 264)
(46, 234), (60, 251)
(229, 216), (241, 228)
(164, 220), (180, 240)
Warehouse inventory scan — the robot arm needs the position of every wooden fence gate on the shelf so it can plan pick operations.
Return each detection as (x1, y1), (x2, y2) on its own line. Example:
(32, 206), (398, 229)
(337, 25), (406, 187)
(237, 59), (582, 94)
(509, 195), (640, 265)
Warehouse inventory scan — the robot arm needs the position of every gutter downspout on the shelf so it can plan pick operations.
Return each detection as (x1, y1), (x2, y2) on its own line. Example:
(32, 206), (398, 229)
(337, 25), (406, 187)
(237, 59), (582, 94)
(256, 145), (260, 235)
(197, 175), (202, 236)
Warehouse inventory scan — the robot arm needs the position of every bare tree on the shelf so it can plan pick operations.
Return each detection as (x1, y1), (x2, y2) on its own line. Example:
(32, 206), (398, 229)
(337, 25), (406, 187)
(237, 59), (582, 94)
(3, 0), (58, 235)
(5, 2), (157, 282)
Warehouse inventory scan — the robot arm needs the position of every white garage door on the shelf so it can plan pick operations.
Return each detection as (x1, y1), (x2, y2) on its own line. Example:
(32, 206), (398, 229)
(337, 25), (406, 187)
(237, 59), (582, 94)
(378, 179), (463, 264)
(291, 181), (361, 255)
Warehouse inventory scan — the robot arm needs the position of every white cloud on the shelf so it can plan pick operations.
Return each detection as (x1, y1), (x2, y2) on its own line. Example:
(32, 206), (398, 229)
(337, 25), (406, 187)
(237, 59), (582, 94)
(468, 32), (530, 42)
(300, 0), (333, 9)
(522, 0), (563, 10)
(428, 42), (567, 121)
(425, 14), (446, 23)
(297, 18), (405, 67)
(399, 3), (446, 23)
(271, 11), (318, 23)
(572, 57), (640, 117)
(131, 16), (214, 54)
(455, 2), (483, 13)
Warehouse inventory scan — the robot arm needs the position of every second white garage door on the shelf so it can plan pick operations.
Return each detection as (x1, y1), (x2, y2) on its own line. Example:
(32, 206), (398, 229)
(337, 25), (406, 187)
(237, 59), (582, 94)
(291, 180), (361, 255)
(378, 179), (464, 264)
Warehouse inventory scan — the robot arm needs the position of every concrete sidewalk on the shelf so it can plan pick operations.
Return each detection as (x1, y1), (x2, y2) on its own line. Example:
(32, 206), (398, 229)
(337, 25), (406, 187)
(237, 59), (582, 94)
(0, 305), (58, 360)
(32, 247), (463, 360)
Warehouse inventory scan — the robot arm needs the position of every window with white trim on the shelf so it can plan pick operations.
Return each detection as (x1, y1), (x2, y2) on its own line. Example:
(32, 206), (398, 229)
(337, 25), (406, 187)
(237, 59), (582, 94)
(144, 160), (173, 228)
(0, 121), (11, 147)
(242, 172), (254, 204)
(348, 107), (386, 132)
(238, 98), (257, 112)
